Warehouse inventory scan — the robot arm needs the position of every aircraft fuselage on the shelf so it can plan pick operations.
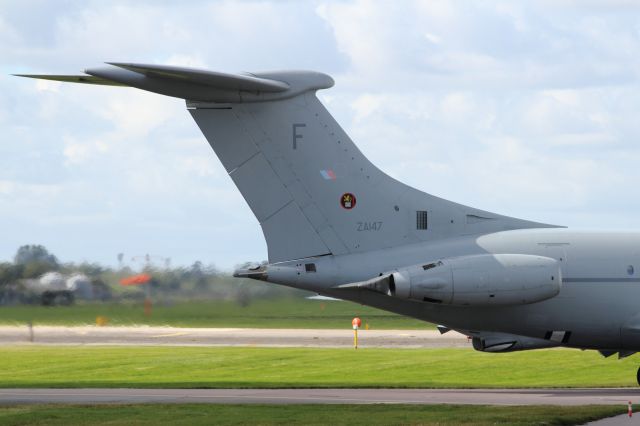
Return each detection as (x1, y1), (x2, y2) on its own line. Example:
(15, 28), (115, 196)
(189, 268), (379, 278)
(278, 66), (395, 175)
(266, 229), (640, 351)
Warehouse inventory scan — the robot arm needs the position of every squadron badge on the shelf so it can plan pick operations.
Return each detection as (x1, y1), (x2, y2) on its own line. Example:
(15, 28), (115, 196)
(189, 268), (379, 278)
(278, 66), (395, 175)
(340, 193), (356, 210)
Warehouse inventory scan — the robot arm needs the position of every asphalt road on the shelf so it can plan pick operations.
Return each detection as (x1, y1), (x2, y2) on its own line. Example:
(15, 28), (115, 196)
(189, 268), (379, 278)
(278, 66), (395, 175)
(586, 413), (636, 425)
(0, 388), (638, 406)
(0, 325), (469, 348)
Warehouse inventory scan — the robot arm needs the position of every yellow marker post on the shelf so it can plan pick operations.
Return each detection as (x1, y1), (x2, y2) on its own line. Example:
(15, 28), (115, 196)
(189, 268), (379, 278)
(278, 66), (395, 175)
(352, 317), (362, 349)
(95, 316), (109, 327)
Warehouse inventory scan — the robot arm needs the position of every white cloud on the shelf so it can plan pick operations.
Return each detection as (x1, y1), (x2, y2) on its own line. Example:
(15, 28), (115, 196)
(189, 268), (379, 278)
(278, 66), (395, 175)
(165, 54), (208, 69)
(62, 136), (109, 166)
(95, 91), (178, 138)
(350, 93), (385, 123)
(440, 92), (478, 124)
(423, 32), (442, 45)
(35, 79), (61, 92)
(0, 15), (20, 45)
(0, 180), (61, 198)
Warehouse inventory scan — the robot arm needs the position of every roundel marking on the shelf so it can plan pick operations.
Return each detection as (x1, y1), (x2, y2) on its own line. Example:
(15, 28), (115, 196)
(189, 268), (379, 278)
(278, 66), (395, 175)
(340, 193), (356, 210)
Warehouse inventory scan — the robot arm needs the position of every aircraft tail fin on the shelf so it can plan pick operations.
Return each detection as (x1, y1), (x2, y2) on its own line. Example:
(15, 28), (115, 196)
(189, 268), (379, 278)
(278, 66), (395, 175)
(186, 72), (557, 262)
(15, 64), (558, 263)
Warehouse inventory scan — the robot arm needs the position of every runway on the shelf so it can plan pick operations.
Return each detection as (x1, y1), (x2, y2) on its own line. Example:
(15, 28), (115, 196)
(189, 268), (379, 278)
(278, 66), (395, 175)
(0, 388), (638, 406)
(0, 325), (469, 348)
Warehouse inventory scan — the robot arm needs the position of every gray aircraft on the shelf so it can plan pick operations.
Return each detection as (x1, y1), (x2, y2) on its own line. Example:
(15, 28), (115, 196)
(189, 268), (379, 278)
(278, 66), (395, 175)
(16, 64), (640, 383)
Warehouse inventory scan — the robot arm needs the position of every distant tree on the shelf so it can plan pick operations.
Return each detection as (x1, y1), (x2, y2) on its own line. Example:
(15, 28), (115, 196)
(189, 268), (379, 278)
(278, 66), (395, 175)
(14, 245), (58, 267)
(204, 263), (219, 275)
(22, 261), (53, 279)
(152, 269), (181, 292)
(189, 261), (216, 274)
(72, 262), (105, 276)
(0, 262), (26, 305)
(90, 278), (112, 301)
(187, 261), (218, 291)
(0, 262), (23, 286)
(13, 245), (59, 280)
(192, 262), (208, 291)
(190, 261), (204, 276)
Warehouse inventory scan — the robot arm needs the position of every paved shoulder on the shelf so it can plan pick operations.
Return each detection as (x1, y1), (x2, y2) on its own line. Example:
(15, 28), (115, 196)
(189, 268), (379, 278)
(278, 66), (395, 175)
(585, 413), (635, 425)
(1, 388), (639, 406)
(0, 326), (469, 348)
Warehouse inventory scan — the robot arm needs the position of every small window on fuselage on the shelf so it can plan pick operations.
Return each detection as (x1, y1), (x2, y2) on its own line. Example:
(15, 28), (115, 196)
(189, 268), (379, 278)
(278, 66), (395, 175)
(305, 263), (316, 273)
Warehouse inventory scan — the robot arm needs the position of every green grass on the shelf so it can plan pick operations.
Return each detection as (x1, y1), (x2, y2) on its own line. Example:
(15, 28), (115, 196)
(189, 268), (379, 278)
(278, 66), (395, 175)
(0, 299), (430, 329)
(1, 346), (638, 388)
(0, 404), (625, 425)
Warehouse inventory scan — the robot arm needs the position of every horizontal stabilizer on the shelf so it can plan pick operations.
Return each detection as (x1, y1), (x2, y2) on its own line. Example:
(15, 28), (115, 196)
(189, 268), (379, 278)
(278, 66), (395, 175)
(14, 63), (333, 103)
(106, 63), (289, 92)
(12, 74), (126, 86)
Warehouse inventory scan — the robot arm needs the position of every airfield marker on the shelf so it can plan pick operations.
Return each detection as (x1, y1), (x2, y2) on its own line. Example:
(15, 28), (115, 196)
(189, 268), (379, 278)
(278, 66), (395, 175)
(352, 317), (362, 349)
(120, 273), (153, 317)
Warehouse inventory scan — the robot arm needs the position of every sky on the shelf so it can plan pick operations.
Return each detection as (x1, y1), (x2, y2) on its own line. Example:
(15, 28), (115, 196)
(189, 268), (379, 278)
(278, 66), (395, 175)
(2, 0), (640, 271)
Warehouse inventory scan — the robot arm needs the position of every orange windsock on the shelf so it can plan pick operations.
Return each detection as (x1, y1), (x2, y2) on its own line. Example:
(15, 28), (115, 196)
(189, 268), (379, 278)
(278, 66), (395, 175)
(120, 273), (152, 286)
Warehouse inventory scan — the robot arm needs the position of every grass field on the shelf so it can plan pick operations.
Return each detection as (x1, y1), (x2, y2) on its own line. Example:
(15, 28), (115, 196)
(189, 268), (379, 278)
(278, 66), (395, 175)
(0, 404), (625, 425)
(2, 346), (638, 388)
(0, 299), (430, 329)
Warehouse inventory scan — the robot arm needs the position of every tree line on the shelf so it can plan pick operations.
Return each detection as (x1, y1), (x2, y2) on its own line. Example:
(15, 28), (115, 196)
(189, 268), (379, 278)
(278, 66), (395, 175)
(0, 245), (305, 305)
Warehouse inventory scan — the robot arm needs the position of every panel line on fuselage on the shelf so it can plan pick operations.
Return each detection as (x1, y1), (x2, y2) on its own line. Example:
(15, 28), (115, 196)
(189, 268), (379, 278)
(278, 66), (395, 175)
(563, 278), (640, 283)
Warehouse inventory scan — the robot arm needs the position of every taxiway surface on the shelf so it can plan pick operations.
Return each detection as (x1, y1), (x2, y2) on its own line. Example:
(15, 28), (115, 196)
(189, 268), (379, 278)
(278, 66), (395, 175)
(0, 325), (468, 348)
(0, 388), (638, 406)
